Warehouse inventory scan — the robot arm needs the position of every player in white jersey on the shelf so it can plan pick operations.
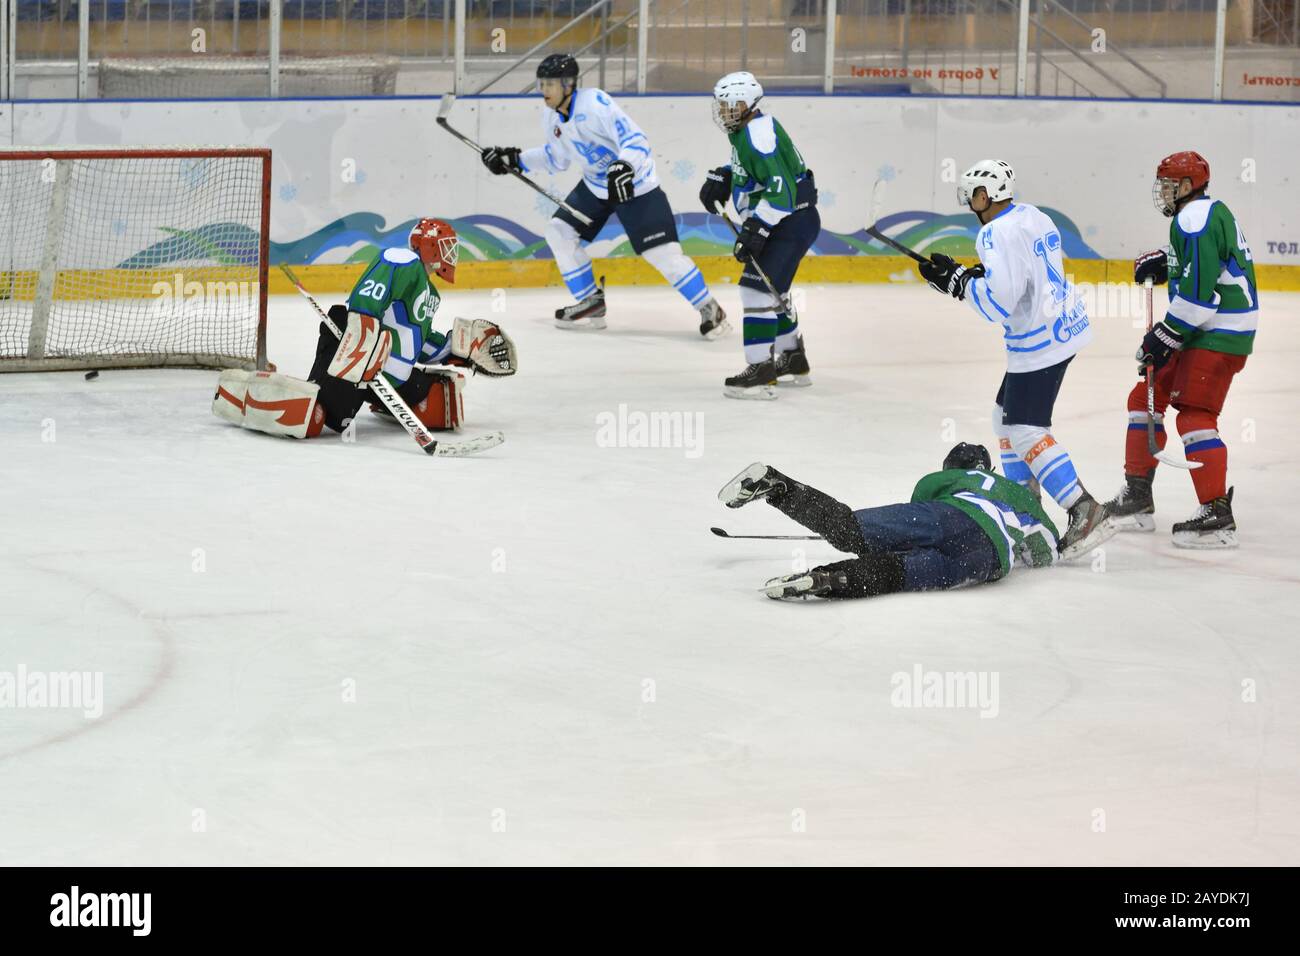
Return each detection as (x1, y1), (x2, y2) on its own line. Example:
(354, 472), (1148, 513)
(480, 53), (729, 339)
(917, 159), (1116, 559)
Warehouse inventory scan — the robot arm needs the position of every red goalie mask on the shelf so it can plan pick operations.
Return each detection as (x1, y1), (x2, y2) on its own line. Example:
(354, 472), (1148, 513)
(409, 217), (459, 283)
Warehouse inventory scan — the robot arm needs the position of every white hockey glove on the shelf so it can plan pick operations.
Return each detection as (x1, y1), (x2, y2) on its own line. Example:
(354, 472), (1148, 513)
(327, 311), (392, 384)
(450, 318), (518, 377)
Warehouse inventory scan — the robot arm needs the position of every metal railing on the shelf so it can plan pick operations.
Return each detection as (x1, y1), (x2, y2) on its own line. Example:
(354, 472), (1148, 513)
(1, 0), (1296, 101)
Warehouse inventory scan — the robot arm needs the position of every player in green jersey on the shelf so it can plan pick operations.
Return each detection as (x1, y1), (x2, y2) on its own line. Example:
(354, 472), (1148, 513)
(718, 443), (1061, 601)
(699, 71), (820, 400)
(213, 219), (517, 441)
(1106, 151), (1257, 548)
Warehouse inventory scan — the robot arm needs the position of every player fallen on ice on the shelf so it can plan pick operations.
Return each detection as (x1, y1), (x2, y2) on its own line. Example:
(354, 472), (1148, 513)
(1104, 151), (1256, 549)
(700, 71), (820, 399)
(719, 443), (1061, 600)
(916, 160), (1115, 560)
(478, 53), (728, 338)
(212, 218), (518, 439)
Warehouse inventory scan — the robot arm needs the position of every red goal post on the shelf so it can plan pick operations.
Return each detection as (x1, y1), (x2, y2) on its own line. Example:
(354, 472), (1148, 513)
(0, 146), (271, 373)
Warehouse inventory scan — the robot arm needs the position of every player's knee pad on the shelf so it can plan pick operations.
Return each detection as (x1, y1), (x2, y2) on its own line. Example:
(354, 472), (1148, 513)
(213, 369), (326, 439)
(1005, 423), (1052, 462)
(1175, 407), (1219, 448)
(739, 283), (778, 316)
(640, 240), (689, 279)
(544, 217), (583, 259)
(1125, 377), (1150, 414)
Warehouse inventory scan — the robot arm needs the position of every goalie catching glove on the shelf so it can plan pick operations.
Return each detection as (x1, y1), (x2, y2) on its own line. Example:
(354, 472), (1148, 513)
(449, 318), (518, 377)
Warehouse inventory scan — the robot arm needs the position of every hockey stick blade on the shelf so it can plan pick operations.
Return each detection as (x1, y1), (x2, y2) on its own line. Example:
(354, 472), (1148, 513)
(865, 225), (928, 264)
(436, 92), (456, 120)
(432, 430), (505, 458)
(1154, 449), (1203, 470)
(710, 526), (822, 541)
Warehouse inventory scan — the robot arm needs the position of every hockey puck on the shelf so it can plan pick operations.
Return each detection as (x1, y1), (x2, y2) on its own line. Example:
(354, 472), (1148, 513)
(84, 370), (99, 380)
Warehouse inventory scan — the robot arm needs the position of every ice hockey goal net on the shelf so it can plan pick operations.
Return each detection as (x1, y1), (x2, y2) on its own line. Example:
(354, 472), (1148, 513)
(0, 146), (270, 373)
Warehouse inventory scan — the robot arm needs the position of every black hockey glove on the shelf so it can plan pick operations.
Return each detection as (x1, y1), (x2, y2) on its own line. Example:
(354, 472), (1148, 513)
(1134, 248), (1169, 285)
(699, 166), (733, 214)
(606, 159), (635, 205)
(1136, 320), (1185, 372)
(480, 146), (521, 176)
(733, 217), (771, 263)
(919, 253), (984, 301)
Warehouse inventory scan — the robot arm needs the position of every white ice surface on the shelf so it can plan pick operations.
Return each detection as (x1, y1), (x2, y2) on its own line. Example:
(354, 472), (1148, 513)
(2, 283), (1298, 866)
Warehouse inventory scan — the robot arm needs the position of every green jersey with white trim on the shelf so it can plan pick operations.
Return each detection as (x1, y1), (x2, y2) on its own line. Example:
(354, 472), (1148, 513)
(910, 468), (1060, 576)
(1164, 197), (1258, 356)
(347, 247), (447, 386)
(727, 112), (808, 227)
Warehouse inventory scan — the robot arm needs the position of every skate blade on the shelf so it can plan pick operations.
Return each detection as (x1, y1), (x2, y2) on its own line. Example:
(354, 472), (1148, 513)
(701, 319), (733, 341)
(554, 315), (607, 331)
(1172, 528), (1238, 549)
(1058, 517), (1121, 562)
(724, 384), (778, 401)
(1110, 513), (1155, 532)
(718, 462), (770, 508)
(777, 374), (813, 388)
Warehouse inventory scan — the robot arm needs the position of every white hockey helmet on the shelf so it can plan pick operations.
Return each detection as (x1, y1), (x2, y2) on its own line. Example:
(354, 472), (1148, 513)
(712, 71), (764, 133)
(958, 159), (1015, 208)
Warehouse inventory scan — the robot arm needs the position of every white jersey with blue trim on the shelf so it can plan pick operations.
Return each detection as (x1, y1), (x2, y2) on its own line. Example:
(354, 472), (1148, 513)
(962, 202), (1092, 373)
(518, 88), (658, 201)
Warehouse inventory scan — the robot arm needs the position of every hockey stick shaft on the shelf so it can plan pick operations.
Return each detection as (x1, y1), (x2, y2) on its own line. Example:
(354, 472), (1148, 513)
(277, 264), (499, 457)
(1144, 278), (1159, 456)
(436, 94), (593, 226)
(711, 526), (822, 541)
(865, 224), (929, 264)
(713, 201), (792, 314)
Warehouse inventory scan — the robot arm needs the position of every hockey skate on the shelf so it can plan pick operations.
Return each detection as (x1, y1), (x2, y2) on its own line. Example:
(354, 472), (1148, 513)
(724, 358), (778, 400)
(554, 278), (606, 330)
(774, 335), (812, 387)
(698, 299), (731, 340)
(718, 462), (787, 509)
(1172, 487), (1237, 549)
(1105, 473), (1155, 532)
(1057, 493), (1119, 560)
(762, 569), (840, 601)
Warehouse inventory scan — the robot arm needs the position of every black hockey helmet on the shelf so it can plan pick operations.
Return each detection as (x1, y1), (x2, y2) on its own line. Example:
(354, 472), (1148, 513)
(537, 53), (579, 80)
(943, 442), (992, 472)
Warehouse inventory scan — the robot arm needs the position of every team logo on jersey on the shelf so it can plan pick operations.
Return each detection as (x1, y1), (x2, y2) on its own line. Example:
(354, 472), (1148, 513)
(729, 148), (749, 182)
(553, 126), (561, 138)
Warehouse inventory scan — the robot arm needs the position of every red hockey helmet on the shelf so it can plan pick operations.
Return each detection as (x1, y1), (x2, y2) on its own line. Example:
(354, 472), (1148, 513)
(409, 217), (459, 283)
(1152, 151), (1210, 217)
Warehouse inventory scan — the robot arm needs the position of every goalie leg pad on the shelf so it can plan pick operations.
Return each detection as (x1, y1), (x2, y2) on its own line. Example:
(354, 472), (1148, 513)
(212, 369), (253, 425)
(230, 371), (327, 439)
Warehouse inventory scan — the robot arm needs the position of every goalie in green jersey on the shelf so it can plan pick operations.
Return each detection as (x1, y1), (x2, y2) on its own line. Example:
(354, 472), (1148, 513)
(718, 443), (1061, 601)
(213, 218), (518, 441)
(699, 71), (821, 400)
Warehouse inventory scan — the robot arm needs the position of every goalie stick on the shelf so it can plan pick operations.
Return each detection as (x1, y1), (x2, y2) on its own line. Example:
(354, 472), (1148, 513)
(710, 526), (822, 541)
(1143, 277), (1201, 470)
(435, 94), (593, 226)
(278, 263), (504, 458)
